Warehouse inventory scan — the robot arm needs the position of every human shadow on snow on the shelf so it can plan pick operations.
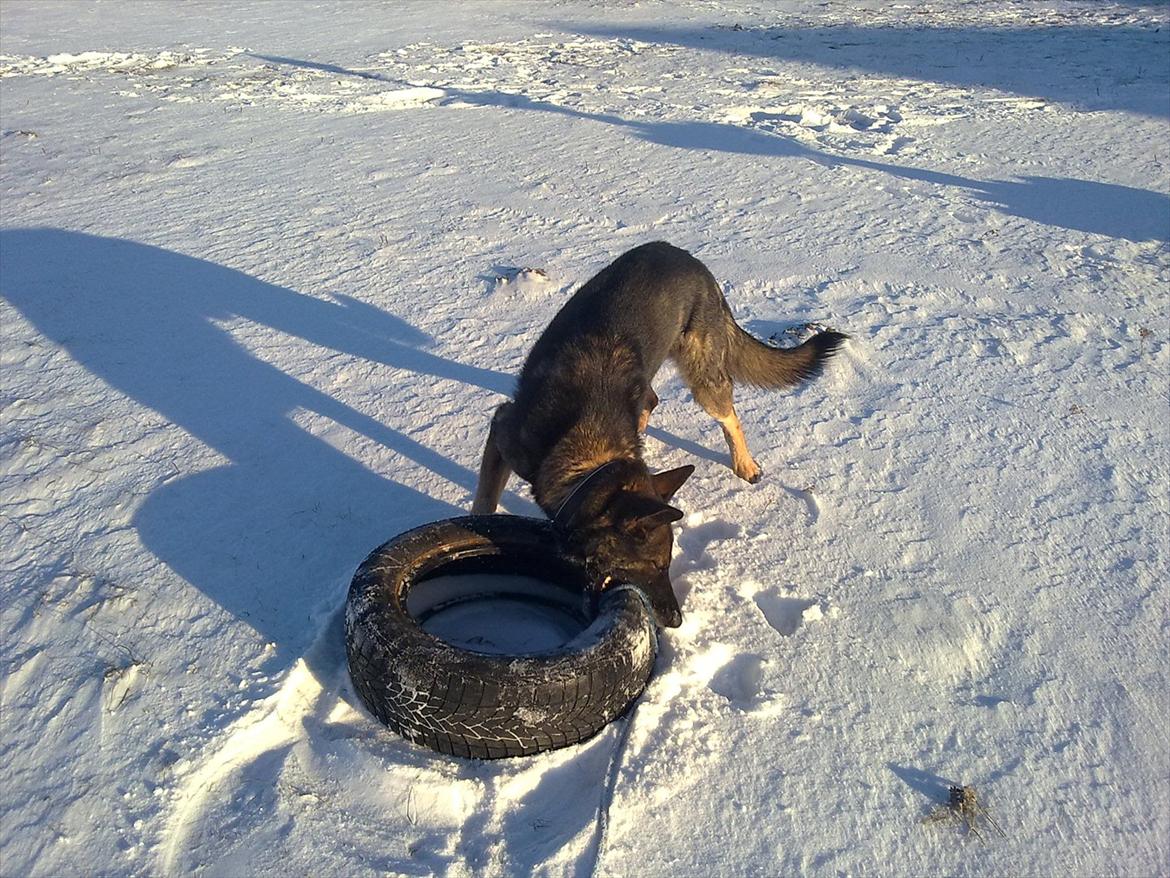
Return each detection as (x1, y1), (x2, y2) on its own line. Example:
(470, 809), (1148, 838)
(0, 228), (523, 679)
(442, 87), (1169, 244)
(563, 21), (1170, 119)
(258, 53), (1169, 243)
(248, 52), (400, 83)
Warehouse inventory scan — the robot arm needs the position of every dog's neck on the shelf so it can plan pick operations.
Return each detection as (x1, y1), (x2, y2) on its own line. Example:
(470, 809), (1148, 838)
(534, 423), (641, 515)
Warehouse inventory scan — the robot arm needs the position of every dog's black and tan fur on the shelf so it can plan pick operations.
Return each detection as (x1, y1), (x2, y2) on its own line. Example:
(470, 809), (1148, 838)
(472, 242), (846, 627)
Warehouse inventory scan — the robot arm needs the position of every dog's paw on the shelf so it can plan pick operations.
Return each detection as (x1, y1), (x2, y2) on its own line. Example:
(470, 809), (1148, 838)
(735, 462), (763, 484)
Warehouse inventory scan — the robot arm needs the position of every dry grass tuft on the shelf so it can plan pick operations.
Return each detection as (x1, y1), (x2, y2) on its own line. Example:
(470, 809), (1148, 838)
(923, 785), (1006, 843)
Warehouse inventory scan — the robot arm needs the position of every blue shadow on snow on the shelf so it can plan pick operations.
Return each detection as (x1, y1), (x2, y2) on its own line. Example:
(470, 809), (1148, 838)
(441, 87), (1169, 244)
(249, 50), (1169, 244)
(562, 21), (1170, 119)
(0, 228), (520, 674)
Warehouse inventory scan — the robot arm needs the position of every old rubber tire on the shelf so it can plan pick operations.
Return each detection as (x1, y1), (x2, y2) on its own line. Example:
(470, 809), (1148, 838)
(345, 515), (658, 759)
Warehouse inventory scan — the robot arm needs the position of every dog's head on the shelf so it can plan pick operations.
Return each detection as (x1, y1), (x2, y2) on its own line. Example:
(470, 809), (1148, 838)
(557, 463), (694, 628)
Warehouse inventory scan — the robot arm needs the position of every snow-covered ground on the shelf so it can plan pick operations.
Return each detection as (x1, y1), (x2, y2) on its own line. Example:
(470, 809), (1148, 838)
(2, 1), (1167, 875)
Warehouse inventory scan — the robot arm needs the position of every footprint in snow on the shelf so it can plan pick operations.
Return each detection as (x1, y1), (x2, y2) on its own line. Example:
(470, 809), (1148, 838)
(753, 587), (825, 637)
(480, 265), (551, 297)
(781, 484), (820, 524)
(676, 517), (741, 573)
(708, 652), (789, 716)
(708, 653), (764, 705)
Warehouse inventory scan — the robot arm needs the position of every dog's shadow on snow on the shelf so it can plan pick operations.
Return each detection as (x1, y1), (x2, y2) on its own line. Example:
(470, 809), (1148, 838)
(0, 228), (530, 681)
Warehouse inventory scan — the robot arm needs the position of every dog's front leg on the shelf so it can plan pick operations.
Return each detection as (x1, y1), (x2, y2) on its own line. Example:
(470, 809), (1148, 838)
(638, 387), (659, 433)
(471, 408), (514, 514)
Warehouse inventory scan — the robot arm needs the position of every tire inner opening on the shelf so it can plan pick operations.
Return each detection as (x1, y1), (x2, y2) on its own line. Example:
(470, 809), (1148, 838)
(408, 553), (593, 656)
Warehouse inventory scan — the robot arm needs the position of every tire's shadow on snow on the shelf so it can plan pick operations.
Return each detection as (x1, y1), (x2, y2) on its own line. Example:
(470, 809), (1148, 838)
(0, 228), (520, 684)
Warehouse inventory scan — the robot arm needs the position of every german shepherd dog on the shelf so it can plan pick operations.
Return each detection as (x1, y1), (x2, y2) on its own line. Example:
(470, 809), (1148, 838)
(472, 242), (846, 627)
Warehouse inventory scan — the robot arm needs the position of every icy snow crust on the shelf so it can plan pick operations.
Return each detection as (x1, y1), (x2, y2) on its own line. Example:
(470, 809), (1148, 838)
(1, 1), (1167, 875)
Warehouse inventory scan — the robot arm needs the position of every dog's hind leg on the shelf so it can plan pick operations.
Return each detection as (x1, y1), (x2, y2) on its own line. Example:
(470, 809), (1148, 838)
(638, 387), (659, 433)
(471, 406), (514, 513)
(714, 405), (761, 484)
(673, 337), (762, 484)
(678, 354), (762, 483)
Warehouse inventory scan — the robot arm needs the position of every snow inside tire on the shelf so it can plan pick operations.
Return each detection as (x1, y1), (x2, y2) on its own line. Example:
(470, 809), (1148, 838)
(345, 515), (658, 759)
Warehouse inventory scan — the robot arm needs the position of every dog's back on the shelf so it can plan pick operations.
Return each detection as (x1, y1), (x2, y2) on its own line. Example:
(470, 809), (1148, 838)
(517, 241), (709, 389)
(517, 240), (844, 430)
(494, 241), (846, 487)
(621, 242), (841, 385)
(471, 241), (846, 626)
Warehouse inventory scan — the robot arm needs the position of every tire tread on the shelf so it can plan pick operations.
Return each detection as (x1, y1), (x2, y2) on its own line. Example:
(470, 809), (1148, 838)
(345, 516), (657, 759)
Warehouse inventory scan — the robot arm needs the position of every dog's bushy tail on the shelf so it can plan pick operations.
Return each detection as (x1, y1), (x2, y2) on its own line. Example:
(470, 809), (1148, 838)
(725, 319), (848, 388)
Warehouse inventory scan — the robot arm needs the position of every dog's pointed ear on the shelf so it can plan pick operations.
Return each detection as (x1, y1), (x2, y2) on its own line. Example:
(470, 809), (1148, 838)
(613, 494), (685, 532)
(638, 504), (685, 530)
(651, 465), (695, 501)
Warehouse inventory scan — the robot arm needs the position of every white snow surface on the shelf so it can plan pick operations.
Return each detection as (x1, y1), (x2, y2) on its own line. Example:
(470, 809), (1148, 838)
(1, 1), (1168, 876)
